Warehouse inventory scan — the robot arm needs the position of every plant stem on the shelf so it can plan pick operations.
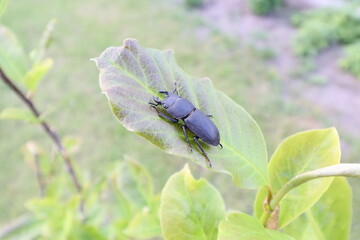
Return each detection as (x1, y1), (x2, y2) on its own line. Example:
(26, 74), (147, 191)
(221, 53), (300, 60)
(261, 163), (360, 226)
(0, 68), (82, 193)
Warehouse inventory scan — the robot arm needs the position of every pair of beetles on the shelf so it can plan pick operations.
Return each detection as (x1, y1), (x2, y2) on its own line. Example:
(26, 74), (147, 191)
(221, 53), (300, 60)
(149, 83), (222, 168)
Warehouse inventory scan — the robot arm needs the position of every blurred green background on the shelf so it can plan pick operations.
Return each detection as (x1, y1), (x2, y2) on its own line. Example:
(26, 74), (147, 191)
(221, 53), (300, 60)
(0, 0), (359, 239)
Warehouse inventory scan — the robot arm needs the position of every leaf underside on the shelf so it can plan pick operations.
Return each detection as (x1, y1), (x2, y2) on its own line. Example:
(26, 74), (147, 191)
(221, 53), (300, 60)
(94, 39), (268, 188)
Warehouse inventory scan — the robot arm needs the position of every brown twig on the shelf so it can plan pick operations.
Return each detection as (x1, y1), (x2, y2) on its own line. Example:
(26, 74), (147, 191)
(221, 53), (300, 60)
(0, 67), (82, 193)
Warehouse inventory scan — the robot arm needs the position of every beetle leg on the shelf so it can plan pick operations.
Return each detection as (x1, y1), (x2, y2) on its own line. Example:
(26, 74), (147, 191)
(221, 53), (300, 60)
(150, 106), (178, 123)
(219, 143), (223, 149)
(149, 96), (161, 106)
(193, 136), (212, 168)
(206, 114), (213, 118)
(182, 125), (193, 152)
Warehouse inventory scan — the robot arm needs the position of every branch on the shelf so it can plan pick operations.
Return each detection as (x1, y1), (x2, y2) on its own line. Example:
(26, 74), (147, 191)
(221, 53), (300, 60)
(261, 163), (360, 226)
(0, 67), (82, 193)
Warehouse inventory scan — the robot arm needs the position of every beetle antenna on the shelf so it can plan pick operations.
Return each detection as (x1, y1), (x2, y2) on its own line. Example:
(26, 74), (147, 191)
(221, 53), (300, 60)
(159, 91), (169, 96)
(219, 143), (223, 149)
(173, 82), (178, 95)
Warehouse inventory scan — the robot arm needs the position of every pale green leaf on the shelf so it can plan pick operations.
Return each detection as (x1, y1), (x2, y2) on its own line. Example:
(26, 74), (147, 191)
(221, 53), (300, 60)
(0, 25), (29, 82)
(23, 58), (53, 92)
(124, 208), (161, 239)
(0, 0), (9, 18)
(160, 164), (225, 240)
(115, 159), (154, 208)
(0, 107), (39, 123)
(218, 212), (295, 240)
(93, 38), (268, 188)
(284, 177), (352, 240)
(268, 128), (341, 228)
(253, 185), (270, 219)
(29, 19), (56, 64)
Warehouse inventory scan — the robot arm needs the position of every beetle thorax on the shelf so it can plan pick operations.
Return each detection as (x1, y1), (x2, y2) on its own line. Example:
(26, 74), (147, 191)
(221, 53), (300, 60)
(166, 98), (195, 119)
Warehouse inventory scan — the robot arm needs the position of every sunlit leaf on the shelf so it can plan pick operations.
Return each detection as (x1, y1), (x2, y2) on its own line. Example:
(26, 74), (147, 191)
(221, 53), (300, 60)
(29, 19), (56, 64)
(160, 164), (225, 240)
(124, 208), (161, 239)
(284, 177), (352, 240)
(265, 128), (341, 228)
(0, 25), (29, 82)
(218, 212), (295, 240)
(0, 0), (9, 18)
(93, 38), (268, 188)
(0, 107), (39, 123)
(253, 185), (270, 219)
(115, 159), (154, 208)
(23, 58), (53, 92)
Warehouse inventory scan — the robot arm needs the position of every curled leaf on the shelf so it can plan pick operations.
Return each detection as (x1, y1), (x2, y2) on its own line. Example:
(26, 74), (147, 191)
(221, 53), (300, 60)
(93, 39), (268, 188)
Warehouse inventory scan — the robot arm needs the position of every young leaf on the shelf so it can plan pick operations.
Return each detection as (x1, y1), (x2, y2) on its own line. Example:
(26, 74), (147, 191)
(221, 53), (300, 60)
(253, 185), (270, 219)
(0, 0), (9, 18)
(93, 39), (268, 188)
(123, 208), (162, 239)
(115, 159), (154, 208)
(0, 25), (29, 83)
(0, 107), (40, 123)
(160, 164), (225, 240)
(218, 212), (295, 240)
(23, 58), (53, 92)
(268, 128), (341, 228)
(284, 177), (352, 240)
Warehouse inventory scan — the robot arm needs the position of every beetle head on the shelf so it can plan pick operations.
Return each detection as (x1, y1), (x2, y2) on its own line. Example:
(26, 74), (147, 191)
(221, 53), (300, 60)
(159, 91), (180, 109)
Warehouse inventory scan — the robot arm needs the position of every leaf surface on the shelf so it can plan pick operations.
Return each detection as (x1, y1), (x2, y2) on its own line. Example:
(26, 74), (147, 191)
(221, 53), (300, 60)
(284, 177), (352, 240)
(160, 165), (225, 240)
(267, 128), (341, 228)
(0, 107), (39, 123)
(218, 212), (294, 240)
(94, 39), (268, 188)
(0, 25), (28, 83)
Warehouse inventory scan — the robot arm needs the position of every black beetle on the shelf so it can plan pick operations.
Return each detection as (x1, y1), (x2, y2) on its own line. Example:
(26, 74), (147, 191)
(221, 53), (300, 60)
(149, 83), (222, 168)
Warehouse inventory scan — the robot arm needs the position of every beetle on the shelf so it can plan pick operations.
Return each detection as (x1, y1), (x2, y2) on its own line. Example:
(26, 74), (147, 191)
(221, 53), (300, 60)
(149, 83), (222, 168)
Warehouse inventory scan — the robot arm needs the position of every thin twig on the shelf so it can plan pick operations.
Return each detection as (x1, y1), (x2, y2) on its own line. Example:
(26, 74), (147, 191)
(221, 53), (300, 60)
(0, 67), (82, 193)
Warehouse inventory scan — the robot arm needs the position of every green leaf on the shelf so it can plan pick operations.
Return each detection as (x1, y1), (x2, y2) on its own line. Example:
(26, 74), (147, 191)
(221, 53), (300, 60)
(268, 128), (341, 228)
(23, 58), (53, 92)
(218, 212), (295, 240)
(93, 38), (268, 188)
(0, 25), (29, 82)
(29, 19), (56, 64)
(124, 208), (161, 239)
(115, 159), (154, 208)
(284, 177), (352, 240)
(160, 164), (225, 240)
(253, 185), (270, 219)
(0, 0), (9, 18)
(0, 107), (39, 123)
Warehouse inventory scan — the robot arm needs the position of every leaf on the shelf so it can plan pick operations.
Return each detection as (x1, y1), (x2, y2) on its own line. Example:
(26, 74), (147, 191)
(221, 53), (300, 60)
(160, 164), (225, 240)
(0, 0), (9, 18)
(23, 58), (53, 92)
(267, 128), (341, 228)
(284, 177), (352, 240)
(124, 208), (162, 239)
(29, 19), (56, 64)
(93, 38), (268, 188)
(218, 212), (295, 240)
(115, 159), (154, 208)
(0, 107), (40, 123)
(0, 25), (29, 83)
(253, 185), (270, 219)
